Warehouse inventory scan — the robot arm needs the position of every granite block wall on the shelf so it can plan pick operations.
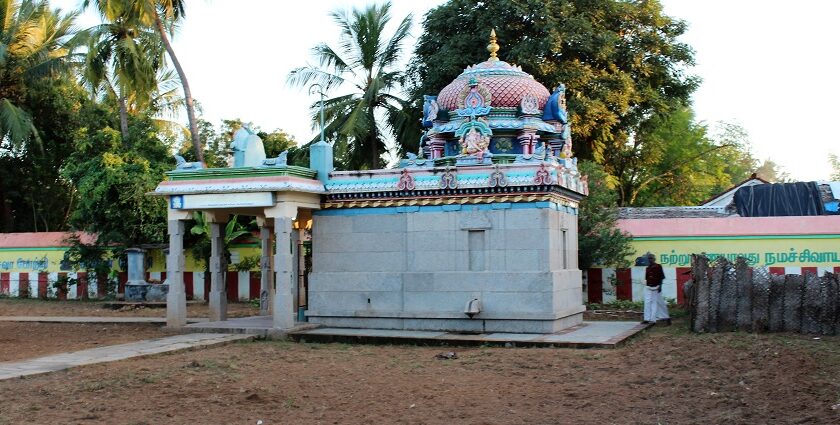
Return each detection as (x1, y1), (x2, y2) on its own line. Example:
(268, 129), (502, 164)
(307, 205), (584, 333)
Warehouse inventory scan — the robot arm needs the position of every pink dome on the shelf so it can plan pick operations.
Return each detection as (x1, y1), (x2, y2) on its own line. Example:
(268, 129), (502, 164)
(437, 60), (551, 111)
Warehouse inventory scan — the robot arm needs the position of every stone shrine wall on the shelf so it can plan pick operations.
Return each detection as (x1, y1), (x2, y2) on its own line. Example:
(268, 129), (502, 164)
(307, 205), (584, 333)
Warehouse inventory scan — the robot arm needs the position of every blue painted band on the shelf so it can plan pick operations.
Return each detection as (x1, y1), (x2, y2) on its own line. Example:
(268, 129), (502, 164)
(315, 202), (578, 216)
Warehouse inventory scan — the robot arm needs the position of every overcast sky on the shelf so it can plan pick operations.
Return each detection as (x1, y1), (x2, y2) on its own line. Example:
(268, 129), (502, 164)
(54, 0), (840, 181)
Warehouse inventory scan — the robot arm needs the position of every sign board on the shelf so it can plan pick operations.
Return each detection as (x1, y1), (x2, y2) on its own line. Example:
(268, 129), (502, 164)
(170, 192), (274, 210)
(631, 236), (840, 268)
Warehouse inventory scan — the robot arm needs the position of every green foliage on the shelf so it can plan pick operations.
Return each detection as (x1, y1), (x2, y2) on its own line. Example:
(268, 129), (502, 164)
(609, 107), (759, 206)
(586, 299), (644, 311)
(233, 255), (260, 272)
(754, 159), (790, 183)
(187, 212), (253, 272)
(288, 2), (413, 170)
(81, 1), (166, 138)
(61, 115), (171, 246)
(829, 154), (840, 181)
(1, 77), (110, 232)
(0, 0), (80, 147)
(192, 118), (307, 168)
(409, 0), (698, 163)
(577, 160), (634, 269)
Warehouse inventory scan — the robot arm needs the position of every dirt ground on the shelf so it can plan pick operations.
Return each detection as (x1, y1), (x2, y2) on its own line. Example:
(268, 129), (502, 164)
(0, 298), (259, 318)
(1, 318), (839, 425)
(0, 322), (165, 362)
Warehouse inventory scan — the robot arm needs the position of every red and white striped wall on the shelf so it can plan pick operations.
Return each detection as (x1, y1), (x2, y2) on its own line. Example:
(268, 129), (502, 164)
(584, 266), (840, 304)
(0, 271), (261, 302)
(0, 272), (105, 300)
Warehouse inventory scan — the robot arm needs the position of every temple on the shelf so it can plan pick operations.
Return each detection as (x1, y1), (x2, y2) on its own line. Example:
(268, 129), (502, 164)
(154, 31), (589, 333)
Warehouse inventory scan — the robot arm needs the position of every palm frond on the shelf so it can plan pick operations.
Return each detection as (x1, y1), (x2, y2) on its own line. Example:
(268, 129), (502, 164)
(0, 98), (33, 148)
(287, 66), (345, 91)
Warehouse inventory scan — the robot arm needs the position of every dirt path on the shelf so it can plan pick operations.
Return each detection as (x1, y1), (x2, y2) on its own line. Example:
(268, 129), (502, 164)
(0, 299), (259, 318)
(0, 319), (838, 424)
(0, 322), (165, 362)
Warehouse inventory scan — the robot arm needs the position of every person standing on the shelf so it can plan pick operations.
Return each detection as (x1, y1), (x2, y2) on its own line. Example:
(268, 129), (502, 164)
(644, 253), (671, 325)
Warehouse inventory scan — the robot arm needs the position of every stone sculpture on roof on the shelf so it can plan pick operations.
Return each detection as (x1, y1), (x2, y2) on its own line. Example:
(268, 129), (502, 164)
(231, 126), (267, 167)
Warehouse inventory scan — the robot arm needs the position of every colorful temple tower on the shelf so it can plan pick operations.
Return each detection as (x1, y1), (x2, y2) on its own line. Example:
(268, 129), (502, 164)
(307, 32), (589, 333)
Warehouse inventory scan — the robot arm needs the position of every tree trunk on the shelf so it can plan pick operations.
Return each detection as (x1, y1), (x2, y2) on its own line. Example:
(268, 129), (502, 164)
(369, 136), (378, 169)
(118, 96), (129, 139)
(154, 12), (204, 164)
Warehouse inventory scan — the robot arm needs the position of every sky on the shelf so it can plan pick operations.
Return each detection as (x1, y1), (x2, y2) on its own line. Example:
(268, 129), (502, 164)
(54, 0), (840, 181)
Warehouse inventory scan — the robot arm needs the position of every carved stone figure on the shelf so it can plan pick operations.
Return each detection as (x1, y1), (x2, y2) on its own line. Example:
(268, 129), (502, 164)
(174, 155), (204, 170)
(231, 127), (267, 167)
(261, 150), (289, 167)
(460, 127), (490, 159)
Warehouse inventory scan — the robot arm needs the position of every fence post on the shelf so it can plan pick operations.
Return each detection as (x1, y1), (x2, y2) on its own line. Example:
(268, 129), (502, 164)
(719, 259), (737, 332)
(735, 258), (753, 332)
(707, 258), (727, 333)
(802, 272), (822, 334)
(833, 274), (840, 336)
(768, 274), (785, 332)
(818, 273), (836, 335)
(751, 267), (770, 332)
(783, 275), (804, 333)
(691, 255), (710, 332)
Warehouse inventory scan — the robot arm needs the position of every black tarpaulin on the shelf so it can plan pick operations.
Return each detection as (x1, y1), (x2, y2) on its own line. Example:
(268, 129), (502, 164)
(734, 182), (826, 217)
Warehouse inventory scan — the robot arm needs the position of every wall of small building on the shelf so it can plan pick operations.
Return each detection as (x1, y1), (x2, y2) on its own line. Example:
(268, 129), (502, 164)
(585, 216), (840, 304)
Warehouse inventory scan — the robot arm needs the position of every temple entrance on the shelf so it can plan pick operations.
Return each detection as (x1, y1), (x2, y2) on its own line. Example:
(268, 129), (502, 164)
(154, 167), (324, 330)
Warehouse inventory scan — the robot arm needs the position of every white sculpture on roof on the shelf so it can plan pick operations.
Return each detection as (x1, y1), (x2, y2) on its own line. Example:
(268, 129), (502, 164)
(231, 126), (266, 167)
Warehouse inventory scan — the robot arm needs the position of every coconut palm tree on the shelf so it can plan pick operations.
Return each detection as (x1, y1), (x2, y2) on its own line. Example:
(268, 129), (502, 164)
(84, 0), (203, 163)
(0, 0), (79, 148)
(288, 2), (412, 170)
(82, 7), (163, 139)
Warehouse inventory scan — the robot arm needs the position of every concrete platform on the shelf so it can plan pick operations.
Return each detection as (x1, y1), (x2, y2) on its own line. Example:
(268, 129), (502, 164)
(185, 316), (651, 348)
(185, 315), (318, 338)
(290, 321), (651, 348)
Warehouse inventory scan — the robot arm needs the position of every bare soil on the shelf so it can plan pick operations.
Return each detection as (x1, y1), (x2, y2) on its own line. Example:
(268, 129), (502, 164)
(0, 298), (259, 318)
(1, 318), (839, 424)
(0, 322), (165, 362)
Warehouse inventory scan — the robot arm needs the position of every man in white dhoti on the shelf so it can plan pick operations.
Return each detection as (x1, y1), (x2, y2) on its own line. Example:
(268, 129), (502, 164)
(643, 253), (671, 325)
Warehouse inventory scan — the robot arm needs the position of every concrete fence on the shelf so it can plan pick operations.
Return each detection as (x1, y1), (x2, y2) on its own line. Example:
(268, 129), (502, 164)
(687, 255), (840, 335)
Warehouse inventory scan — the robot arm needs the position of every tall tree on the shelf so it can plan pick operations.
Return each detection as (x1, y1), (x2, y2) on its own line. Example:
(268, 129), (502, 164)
(62, 114), (171, 246)
(408, 0), (698, 163)
(0, 0), (79, 147)
(608, 107), (757, 206)
(82, 4), (163, 139)
(84, 0), (203, 163)
(287, 2), (412, 170)
(577, 160), (634, 270)
(0, 76), (111, 233)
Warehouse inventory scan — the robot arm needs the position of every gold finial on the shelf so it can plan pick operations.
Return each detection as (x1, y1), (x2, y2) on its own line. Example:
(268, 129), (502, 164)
(487, 29), (500, 62)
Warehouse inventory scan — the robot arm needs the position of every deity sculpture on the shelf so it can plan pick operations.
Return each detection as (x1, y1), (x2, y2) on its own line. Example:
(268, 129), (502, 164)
(459, 127), (490, 160)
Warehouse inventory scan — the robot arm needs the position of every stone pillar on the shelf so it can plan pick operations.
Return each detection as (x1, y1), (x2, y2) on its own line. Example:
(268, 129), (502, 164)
(518, 131), (539, 155)
(273, 216), (295, 329)
(166, 220), (187, 328)
(208, 221), (227, 322)
(429, 135), (446, 159)
(292, 226), (305, 314)
(259, 225), (272, 316)
(545, 138), (563, 158)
